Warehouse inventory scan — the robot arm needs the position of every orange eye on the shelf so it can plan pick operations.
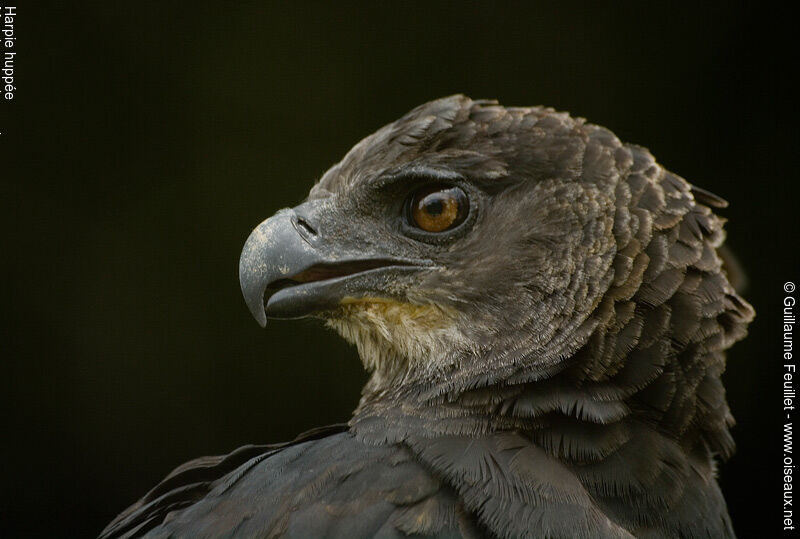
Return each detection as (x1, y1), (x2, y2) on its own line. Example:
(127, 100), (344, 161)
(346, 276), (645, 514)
(408, 185), (469, 233)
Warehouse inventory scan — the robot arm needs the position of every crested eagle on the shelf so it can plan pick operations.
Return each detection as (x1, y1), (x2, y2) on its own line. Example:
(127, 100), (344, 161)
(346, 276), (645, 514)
(101, 96), (754, 538)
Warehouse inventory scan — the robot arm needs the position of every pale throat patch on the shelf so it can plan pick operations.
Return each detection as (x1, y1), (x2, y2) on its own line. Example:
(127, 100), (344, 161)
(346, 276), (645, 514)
(325, 297), (466, 384)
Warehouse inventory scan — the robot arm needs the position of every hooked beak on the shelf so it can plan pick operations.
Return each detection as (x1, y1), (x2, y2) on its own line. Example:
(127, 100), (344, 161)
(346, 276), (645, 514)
(238, 205), (431, 327)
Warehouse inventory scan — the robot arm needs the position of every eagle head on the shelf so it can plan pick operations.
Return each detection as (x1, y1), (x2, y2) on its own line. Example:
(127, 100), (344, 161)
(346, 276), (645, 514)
(239, 95), (753, 446)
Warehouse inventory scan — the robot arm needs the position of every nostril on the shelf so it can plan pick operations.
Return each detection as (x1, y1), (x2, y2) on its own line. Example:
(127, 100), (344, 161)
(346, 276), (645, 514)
(294, 216), (317, 238)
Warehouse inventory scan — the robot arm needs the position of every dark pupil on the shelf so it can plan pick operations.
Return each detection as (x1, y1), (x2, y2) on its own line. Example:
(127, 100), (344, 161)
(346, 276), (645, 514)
(424, 196), (444, 215)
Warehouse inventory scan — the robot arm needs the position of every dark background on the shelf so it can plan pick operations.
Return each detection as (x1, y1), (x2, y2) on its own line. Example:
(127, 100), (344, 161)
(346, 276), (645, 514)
(2, 2), (796, 537)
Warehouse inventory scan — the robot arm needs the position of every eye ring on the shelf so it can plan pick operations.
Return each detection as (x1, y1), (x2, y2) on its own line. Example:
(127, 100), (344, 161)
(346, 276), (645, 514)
(405, 184), (469, 233)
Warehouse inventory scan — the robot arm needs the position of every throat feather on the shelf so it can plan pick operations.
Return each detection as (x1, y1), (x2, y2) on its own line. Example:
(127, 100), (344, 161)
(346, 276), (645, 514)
(326, 298), (463, 385)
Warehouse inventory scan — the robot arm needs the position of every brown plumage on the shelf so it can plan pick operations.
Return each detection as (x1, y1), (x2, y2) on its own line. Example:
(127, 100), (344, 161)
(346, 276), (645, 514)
(101, 96), (754, 538)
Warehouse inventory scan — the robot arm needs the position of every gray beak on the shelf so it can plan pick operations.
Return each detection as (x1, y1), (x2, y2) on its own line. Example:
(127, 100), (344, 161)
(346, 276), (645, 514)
(238, 204), (432, 327)
(238, 208), (320, 326)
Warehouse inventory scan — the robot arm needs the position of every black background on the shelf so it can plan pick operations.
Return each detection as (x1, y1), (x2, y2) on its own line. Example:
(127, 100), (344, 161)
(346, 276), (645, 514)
(2, 2), (797, 537)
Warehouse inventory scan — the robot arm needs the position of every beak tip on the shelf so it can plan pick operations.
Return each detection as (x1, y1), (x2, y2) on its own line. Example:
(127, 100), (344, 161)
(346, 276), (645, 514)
(240, 276), (269, 328)
(239, 256), (269, 328)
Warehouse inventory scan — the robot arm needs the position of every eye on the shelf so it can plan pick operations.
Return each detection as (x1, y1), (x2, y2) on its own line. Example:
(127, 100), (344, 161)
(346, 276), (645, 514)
(407, 184), (469, 233)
